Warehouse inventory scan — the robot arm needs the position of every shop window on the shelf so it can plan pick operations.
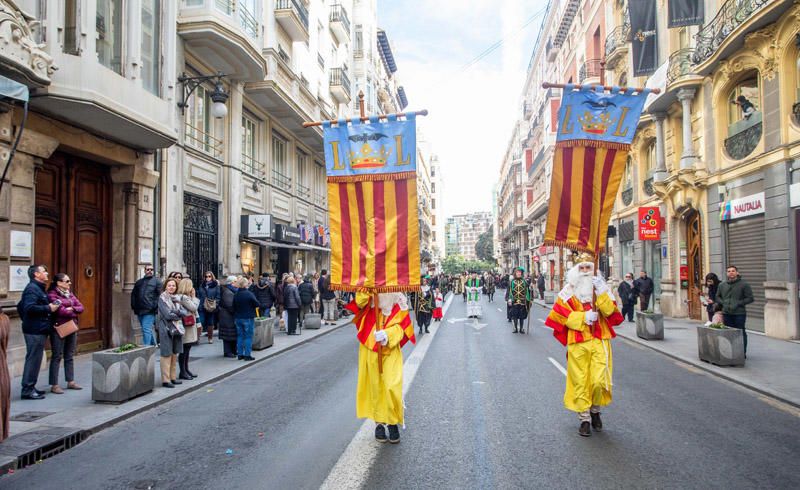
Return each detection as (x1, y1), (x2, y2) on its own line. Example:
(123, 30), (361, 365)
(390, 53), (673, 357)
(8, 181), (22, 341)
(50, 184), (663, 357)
(724, 74), (762, 160)
(96, 0), (123, 74)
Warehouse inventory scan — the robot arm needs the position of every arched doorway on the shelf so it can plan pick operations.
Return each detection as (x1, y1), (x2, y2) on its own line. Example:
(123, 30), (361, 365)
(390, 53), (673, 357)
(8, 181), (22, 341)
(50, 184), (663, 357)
(685, 208), (703, 320)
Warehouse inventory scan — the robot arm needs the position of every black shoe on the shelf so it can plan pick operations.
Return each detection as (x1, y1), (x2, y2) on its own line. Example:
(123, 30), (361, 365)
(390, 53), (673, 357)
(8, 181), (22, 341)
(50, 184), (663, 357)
(519, 329), (525, 334)
(224, 354), (237, 358)
(187, 371), (197, 378)
(35, 388), (46, 396)
(244, 356), (255, 361)
(579, 421), (591, 437)
(513, 328), (518, 333)
(171, 379), (183, 385)
(590, 412), (603, 432)
(22, 392), (46, 400)
(178, 373), (193, 381)
(387, 424), (400, 443)
(162, 382), (175, 388)
(237, 355), (244, 360)
(425, 328), (430, 333)
(375, 424), (388, 443)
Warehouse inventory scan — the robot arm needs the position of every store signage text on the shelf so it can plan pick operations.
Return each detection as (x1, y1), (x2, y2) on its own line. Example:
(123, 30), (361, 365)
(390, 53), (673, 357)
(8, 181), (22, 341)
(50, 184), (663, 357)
(719, 192), (765, 221)
(275, 224), (301, 243)
(241, 214), (272, 238)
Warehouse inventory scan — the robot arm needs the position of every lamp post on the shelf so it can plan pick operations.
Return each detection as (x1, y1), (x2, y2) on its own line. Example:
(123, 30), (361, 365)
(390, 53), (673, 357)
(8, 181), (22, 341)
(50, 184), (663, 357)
(176, 72), (229, 118)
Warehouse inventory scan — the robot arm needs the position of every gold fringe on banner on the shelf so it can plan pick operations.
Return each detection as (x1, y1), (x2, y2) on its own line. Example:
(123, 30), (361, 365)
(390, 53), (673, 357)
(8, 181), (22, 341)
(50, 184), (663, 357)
(555, 140), (631, 151)
(331, 284), (422, 294)
(326, 171), (418, 183)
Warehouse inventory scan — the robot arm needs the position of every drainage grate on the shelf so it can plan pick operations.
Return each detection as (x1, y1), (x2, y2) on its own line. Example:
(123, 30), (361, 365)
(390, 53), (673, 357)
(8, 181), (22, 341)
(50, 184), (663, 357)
(0, 427), (88, 470)
(10, 412), (55, 423)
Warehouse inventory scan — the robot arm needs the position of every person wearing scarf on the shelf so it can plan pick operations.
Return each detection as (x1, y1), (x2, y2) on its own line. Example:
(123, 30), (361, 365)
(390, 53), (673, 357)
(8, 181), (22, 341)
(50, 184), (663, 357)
(156, 278), (185, 388)
(47, 273), (85, 394)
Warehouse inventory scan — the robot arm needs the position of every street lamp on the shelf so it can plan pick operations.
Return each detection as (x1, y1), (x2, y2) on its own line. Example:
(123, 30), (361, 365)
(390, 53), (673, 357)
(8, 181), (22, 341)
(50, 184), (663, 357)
(177, 72), (229, 118)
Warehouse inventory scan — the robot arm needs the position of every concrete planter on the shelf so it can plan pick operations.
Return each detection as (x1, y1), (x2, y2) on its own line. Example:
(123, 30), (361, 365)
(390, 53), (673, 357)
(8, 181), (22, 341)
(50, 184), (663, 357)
(635, 311), (664, 340)
(304, 313), (322, 330)
(543, 292), (555, 305)
(697, 325), (745, 367)
(253, 317), (275, 350)
(92, 345), (157, 403)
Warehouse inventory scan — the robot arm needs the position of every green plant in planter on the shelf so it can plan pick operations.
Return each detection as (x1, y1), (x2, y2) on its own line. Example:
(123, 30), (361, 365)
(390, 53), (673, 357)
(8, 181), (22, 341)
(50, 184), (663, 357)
(113, 343), (139, 353)
(643, 310), (655, 314)
(708, 323), (726, 329)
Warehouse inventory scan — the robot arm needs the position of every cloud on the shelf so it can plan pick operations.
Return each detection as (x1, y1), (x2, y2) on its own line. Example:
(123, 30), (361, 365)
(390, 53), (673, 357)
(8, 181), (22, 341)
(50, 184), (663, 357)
(380, 0), (547, 218)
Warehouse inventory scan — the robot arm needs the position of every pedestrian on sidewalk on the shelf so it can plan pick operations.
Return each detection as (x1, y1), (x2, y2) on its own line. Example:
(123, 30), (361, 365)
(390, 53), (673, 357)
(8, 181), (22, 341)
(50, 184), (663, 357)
(320, 270), (337, 325)
(233, 277), (259, 361)
(198, 271), (220, 343)
(131, 264), (162, 346)
(176, 278), (200, 380)
(47, 273), (84, 394)
(251, 272), (275, 318)
(156, 278), (185, 388)
(218, 276), (239, 358)
(0, 307), (11, 441)
(275, 273), (287, 330)
(537, 273), (546, 300)
(18, 265), (60, 400)
(633, 270), (654, 311)
(312, 271), (321, 314)
(298, 274), (315, 326)
(702, 273), (720, 323)
(284, 276), (302, 335)
(617, 273), (637, 323)
(716, 265), (754, 355)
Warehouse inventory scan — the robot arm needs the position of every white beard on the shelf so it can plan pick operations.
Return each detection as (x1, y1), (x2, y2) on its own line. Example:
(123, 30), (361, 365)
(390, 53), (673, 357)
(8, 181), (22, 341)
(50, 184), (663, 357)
(574, 274), (594, 303)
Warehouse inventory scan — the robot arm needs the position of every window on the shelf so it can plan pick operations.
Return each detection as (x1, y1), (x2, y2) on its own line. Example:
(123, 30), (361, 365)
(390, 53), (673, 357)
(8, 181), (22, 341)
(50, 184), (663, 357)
(646, 140), (656, 175)
(727, 77), (760, 127)
(64, 0), (79, 54)
(623, 155), (633, 189)
(296, 150), (311, 199)
(141, 0), (161, 94)
(431, 182), (436, 193)
(271, 133), (290, 187)
(185, 83), (222, 158)
(432, 198), (436, 210)
(96, 0), (123, 74)
(354, 24), (363, 56)
(241, 115), (259, 176)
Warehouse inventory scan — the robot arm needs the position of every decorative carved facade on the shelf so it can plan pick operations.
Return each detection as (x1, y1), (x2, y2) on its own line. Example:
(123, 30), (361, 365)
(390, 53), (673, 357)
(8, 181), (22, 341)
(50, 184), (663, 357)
(0, 0), (56, 86)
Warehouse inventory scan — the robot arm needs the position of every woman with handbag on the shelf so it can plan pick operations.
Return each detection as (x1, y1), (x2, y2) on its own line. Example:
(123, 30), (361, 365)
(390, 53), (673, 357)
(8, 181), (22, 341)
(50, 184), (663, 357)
(156, 278), (185, 388)
(47, 273), (84, 394)
(198, 271), (220, 343)
(176, 278), (200, 380)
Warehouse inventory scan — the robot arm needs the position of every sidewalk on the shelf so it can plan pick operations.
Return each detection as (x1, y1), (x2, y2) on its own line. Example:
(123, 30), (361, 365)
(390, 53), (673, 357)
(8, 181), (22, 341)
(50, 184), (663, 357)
(533, 301), (800, 409)
(0, 317), (352, 472)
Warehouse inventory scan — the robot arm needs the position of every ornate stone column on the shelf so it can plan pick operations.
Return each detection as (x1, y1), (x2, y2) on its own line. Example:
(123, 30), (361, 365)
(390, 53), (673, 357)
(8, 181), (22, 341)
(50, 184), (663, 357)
(652, 112), (668, 182)
(677, 88), (698, 169)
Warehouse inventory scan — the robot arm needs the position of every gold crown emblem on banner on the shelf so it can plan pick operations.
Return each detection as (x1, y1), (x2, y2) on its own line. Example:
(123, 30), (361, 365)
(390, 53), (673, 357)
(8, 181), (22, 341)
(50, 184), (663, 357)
(349, 143), (390, 169)
(578, 111), (613, 135)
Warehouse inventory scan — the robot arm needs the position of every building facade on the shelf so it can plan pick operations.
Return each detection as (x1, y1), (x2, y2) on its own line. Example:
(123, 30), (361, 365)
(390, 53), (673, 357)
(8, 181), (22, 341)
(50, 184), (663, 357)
(446, 212), (493, 261)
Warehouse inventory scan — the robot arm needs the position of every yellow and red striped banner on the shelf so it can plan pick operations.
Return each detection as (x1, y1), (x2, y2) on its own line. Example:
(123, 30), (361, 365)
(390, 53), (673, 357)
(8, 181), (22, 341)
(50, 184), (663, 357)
(543, 145), (627, 255)
(327, 178), (420, 292)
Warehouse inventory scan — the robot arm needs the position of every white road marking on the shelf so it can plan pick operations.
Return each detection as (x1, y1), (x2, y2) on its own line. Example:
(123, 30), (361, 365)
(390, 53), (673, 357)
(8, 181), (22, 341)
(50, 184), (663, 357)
(538, 319), (545, 323)
(472, 381), (486, 385)
(496, 308), (503, 312)
(321, 293), (454, 489)
(548, 357), (568, 377)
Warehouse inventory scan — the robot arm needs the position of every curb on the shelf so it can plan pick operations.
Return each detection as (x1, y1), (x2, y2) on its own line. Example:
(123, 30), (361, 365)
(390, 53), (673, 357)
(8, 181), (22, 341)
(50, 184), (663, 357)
(1, 320), (353, 474)
(532, 302), (800, 410)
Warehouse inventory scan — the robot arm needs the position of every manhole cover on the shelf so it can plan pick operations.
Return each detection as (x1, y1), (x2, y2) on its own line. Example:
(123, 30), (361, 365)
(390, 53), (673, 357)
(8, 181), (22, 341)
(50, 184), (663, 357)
(10, 411), (54, 423)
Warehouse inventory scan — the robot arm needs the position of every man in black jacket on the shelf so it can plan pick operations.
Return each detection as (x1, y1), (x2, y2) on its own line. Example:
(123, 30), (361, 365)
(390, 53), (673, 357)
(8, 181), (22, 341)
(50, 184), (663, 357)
(633, 270), (655, 311)
(319, 270), (337, 325)
(298, 275), (315, 326)
(130, 265), (162, 346)
(250, 273), (275, 317)
(18, 265), (60, 400)
(617, 273), (637, 322)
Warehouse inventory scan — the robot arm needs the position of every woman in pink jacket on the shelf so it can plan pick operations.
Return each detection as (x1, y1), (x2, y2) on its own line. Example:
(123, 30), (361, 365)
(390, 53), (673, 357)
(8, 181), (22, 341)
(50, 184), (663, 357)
(47, 273), (84, 394)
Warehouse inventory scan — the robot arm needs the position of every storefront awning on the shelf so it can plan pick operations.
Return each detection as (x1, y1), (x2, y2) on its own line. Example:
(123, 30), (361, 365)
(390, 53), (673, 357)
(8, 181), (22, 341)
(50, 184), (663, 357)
(241, 238), (306, 251)
(299, 243), (331, 253)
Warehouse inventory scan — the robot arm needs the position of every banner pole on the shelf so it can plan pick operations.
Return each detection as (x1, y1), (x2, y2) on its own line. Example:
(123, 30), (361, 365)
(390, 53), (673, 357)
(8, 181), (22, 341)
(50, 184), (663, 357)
(302, 91), (428, 127)
(542, 82), (661, 94)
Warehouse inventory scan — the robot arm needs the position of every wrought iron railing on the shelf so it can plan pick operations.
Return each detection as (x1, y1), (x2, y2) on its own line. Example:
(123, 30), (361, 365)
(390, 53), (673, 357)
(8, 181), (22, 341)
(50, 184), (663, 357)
(185, 122), (223, 159)
(622, 187), (633, 206)
(667, 48), (696, 84)
(579, 59), (603, 83)
(353, 48), (363, 58)
(275, 0), (309, 31)
(296, 182), (312, 200)
(604, 22), (630, 59)
(215, 0), (233, 14)
(241, 153), (265, 179)
(724, 121), (762, 160)
(271, 168), (291, 188)
(329, 67), (351, 95)
(238, 2), (259, 39)
(317, 53), (325, 69)
(314, 192), (327, 206)
(330, 4), (351, 35)
(693, 0), (769, 65)
(643, 177), (654, 197)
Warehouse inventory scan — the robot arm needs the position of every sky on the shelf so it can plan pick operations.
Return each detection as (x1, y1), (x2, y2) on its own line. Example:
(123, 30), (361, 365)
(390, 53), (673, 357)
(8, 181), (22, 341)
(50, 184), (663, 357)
(379, 0), (549, 219)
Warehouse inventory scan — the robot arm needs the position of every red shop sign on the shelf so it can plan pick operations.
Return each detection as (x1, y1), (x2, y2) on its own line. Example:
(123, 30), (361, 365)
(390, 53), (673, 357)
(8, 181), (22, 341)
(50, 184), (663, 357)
(638, 207), (661, 241)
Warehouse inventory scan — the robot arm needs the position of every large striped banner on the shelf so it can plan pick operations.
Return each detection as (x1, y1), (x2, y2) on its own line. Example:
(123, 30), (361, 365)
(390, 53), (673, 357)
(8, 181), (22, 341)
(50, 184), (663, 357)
(323, 114), (420, 292)
(544, 85), (650, 255)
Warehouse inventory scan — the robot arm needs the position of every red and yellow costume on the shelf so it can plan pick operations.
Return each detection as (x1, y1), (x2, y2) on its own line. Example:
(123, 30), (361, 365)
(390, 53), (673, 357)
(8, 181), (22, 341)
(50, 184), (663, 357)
(545, 289), (623, 413)
(347, 292), (415, 425)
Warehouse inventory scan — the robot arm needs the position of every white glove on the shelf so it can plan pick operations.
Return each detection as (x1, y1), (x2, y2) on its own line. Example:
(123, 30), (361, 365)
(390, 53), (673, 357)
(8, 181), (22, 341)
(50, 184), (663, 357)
(592, 275), (609, 294)
(585, 310), (599, 324)
(374, 330), (388, 346)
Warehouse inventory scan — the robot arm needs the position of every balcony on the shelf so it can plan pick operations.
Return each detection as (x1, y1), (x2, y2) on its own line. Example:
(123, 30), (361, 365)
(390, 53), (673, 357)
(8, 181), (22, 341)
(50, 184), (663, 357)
(242, 153), (266, 180)
(271, 168), (292, 189)
(329, 68), (351, 103)
(329, 4), (351, 43)
(643, 177), (655, 197)
(604, 22), (630, 69)
(552, 0), (581, 49)
(275, 0), (309, 42)
(724, 113), (762, 160)
(296, 182), (312, 201)
(621, 187), (633, 206)
(178, 0), (266, 81)
(546, 39), (559, 62)
(185, 122), (223, 159)
(666, 48), (698, 85)
(693, 0), (788, 75)
(246, 49), (323, 152)
(523, 101), (533, 120)
(578, 59), (603, 84)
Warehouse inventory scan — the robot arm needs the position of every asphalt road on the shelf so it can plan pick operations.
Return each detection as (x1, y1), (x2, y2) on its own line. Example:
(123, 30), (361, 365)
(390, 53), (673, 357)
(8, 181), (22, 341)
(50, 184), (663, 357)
(5, 292), (800, 489)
